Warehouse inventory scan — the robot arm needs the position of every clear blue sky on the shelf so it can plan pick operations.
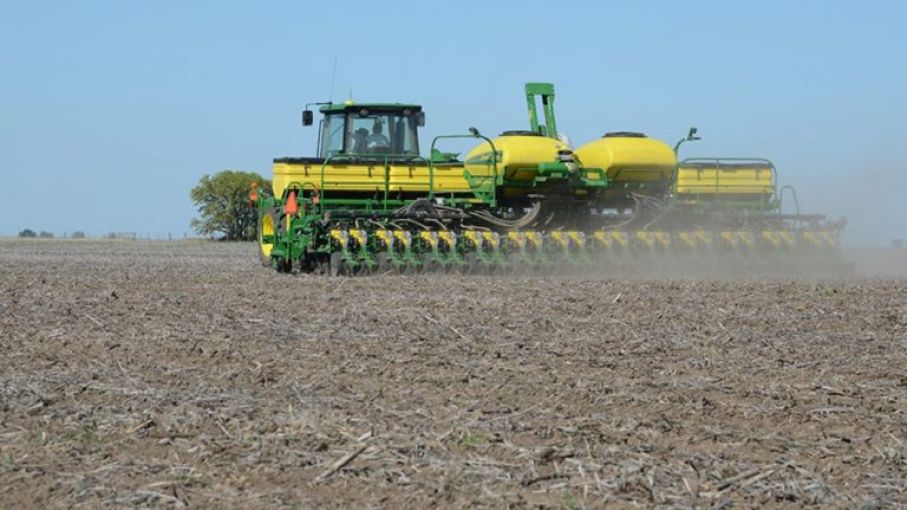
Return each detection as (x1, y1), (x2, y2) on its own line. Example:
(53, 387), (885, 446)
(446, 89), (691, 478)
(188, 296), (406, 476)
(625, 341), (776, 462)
(1, 0), (905, 243)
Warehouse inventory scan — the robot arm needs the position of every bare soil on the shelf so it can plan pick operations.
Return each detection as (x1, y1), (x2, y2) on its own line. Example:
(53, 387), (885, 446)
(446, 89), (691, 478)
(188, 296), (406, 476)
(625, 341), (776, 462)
(1, 240), (905, 508)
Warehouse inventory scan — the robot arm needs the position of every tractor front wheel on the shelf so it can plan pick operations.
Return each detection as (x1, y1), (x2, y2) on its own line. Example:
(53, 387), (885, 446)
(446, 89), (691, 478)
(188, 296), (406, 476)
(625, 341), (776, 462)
(257, 208), (280, 267)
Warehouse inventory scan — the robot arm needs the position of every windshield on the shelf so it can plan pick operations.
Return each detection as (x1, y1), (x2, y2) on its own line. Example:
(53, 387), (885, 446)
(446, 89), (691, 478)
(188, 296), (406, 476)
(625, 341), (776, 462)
(319, 111), (420, 158)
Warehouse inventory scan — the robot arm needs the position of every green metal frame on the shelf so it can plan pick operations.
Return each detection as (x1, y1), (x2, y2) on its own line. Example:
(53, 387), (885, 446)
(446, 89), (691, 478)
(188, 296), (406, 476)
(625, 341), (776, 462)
(525, 82), (558, 139)
(429, 133), (499, 206)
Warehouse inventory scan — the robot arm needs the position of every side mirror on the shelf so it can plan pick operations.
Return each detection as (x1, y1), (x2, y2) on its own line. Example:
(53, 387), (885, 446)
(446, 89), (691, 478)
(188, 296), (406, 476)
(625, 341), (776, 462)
(302, 110), (314, 126)
(415, 111), (425, 127)
(674, 126), (701, 155)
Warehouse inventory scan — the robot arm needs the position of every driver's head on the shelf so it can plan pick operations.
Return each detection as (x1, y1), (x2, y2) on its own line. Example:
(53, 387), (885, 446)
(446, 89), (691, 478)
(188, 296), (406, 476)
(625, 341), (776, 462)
(372, 122), (383, 134)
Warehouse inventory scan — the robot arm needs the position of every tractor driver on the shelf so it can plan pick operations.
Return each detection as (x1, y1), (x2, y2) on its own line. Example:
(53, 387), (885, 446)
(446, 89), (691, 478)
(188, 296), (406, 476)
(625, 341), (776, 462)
(366, 121), (390, 149)
(351, 128), (369, 153)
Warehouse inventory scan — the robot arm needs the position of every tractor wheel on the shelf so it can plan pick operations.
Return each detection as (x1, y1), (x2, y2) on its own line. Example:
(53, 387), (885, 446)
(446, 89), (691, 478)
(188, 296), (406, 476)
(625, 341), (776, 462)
(257, 208), (280, 267)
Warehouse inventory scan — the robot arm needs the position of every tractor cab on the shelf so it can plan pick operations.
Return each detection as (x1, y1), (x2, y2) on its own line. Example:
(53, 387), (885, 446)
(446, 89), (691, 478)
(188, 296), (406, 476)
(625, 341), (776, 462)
(304, 102), (425, 160)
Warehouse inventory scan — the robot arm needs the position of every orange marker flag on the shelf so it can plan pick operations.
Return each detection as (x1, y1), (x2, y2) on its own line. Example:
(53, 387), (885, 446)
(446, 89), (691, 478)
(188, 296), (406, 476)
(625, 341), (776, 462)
(249, 182), (258, 204)
(284, 191), (298, 215)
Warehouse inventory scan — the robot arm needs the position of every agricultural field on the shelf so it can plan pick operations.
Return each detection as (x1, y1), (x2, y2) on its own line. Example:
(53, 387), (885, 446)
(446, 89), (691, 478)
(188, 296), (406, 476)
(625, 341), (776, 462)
(1, 240), (905, 508)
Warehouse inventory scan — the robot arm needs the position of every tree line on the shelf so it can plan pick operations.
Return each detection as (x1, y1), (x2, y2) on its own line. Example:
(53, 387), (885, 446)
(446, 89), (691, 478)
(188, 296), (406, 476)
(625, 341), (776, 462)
(18, 170), (270, 242)
(190, 170), (271, 241)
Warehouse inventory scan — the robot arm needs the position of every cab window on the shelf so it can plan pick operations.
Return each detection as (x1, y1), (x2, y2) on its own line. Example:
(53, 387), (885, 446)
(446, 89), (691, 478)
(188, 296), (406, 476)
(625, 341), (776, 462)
(319, 113), (346, 157)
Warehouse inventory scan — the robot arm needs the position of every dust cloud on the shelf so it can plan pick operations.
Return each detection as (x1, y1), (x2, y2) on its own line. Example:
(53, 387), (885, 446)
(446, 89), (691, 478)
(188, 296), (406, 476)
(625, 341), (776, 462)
(789, 154), (907, 248)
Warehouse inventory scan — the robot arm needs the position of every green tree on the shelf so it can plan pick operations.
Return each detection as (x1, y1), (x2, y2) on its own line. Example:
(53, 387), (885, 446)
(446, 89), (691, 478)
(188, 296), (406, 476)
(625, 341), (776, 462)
(18, 228), (37, 238)
(190, 170), (271, 241)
